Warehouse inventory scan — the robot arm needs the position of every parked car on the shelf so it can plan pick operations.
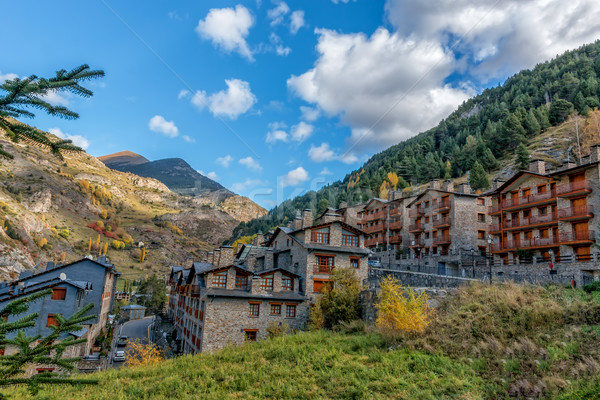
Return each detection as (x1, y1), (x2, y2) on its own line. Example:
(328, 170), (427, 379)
(116, 336), (128, 347)
(368, 259), (382, 268)
(113, 350), (126, 362)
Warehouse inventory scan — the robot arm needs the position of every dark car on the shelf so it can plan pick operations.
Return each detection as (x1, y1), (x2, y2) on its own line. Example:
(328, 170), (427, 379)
(116, 336), (128, 347)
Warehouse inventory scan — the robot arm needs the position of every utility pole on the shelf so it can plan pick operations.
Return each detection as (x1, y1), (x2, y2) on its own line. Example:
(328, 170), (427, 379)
(575, 117), (582, 163)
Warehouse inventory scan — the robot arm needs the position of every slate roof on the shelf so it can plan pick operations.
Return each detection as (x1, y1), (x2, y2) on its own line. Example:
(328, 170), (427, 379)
(205, 288), (306, 302)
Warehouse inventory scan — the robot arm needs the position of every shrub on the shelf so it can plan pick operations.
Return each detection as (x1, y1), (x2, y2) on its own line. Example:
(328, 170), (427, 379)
(111, 240), (125, 250)
(95, 220), (105, 230)
(583, 281), (600, 293)
(59, 229), (70, 239)
(376, 276), (432, 334)
(36, 237), (48, 249)
(99, 209), (108, 219)
(266, 321), (290, 338)
(313, 267), (362, 329)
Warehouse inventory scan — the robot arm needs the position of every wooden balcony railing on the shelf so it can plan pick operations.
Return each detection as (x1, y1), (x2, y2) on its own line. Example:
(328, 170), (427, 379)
(313, 264), (334, 274)
(364, 211), (385, 221)
(433, 217), (451, 227)
(311, 232), (330, 244)
(502, 212), (558, 229)
(501, 190), (556, 209)
(559, 230), (595, 243)
(557, 205), (594, 220)
(409, 239), (424, 247)
(364, 223), (385, 234)
(489, 223), (501, 233)
(364, 237), (380, 247)
(389, 208), (401, 216)
(408, 223), (424, 232)
(489, 203), (502, 214)
(434, 200), (451, 212)
(388, 220), (403, 230)
(557, 180), (592, 197)
(409, 208), (425, 217)
(389, 235), (402, 244)
(433, 235), (451, 245)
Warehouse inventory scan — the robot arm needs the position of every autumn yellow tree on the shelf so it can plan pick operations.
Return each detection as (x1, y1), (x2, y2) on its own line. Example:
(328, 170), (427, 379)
(102, 242), (108, 256)
(139, 247), (146, 263)
(87, 237), (92, 252)
(375, 276), (432, 333)
(124, 340), (163, 367)
(386, 172), (399, 189)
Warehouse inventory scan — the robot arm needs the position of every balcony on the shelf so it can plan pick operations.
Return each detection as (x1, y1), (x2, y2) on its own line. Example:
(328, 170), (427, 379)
(408, 223), (424, 233)
(364, 237), (380, 247)
(489, 203), (502, 214)
(364, 211), (385, 221)
(389, 235), (402, 244)
(409, 239), (424, 247)
(342, 234), (359, 247)
(409, 207), (425, 217)
(433, 235), (451, 245)
(557, 205), (594, 221)
(489, 223), (501, 233)
(364, 223), (385, 234)
(501, 190), (557, 210)
(311, 232), (330, 244)
(433, 216), (451, 228)
(502, 212), (558, 230)
(557, 180), (592, 197)
(559, 230), (595, 244)
(389, 208), (401, 216)
(313, 263), (334, 274)
(492, 236), (560, 252)
(388, 220), (403, 230)
(434, 200), (451, 212)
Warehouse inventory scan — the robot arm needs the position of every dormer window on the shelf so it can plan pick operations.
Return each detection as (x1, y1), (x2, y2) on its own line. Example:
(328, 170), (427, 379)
(311, 227), (330, 244)
(235, 273), (248, 290)
(260, 274), (274, 290)
(342, 229), (358, 246)
(212, 271), (227, 288)
(282, 276), (293, 291)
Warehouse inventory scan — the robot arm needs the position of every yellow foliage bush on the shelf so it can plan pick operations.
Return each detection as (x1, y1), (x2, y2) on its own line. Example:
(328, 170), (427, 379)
(36, 237), (47, 249)
(111, 240), (125, 250)
(124, 340), (163, 367)
(170, 225), (182, 235)
(99, 209), (108, 219)
(375, 276), (432, 334)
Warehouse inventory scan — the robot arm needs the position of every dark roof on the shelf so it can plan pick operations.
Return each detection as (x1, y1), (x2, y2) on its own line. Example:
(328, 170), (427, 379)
(205, 288), (306, 302)
(256, 267), (300, 277)
(15, 258), (119, 284)
(0, 278), (89, 302)
(121, 304), (146, 310)
(487, 170), (551, 194)
(305, 244), (369, 255)
(548, 161), (599, 177)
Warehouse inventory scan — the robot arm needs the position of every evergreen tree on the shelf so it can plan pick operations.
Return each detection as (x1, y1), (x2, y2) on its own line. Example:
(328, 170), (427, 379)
(549, 98), (574, 125)
(137, 275), (167, 315)
(0, 289), (97, 397)
(515, 143), (530, 170)
(0, 65), (104, 160)
(469, 161), (490, 191)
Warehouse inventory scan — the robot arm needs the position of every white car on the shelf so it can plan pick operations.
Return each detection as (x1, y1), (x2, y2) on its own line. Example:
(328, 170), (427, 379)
(113, 350), (126, 362)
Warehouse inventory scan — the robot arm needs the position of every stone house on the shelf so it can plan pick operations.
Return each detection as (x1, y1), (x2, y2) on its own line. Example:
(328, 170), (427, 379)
(120, 304), (146, 320)
(0, 257), (119, 374)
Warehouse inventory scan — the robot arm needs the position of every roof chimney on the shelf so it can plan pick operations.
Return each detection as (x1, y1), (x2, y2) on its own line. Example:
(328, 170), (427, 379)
(219, 246), (234, 267)
(590, 144), (600, 164)
(252, 231), (264, 246)
(458, 183), (471, 194)
(339, 201), (348, 209)
(491, 178), (505, 191)
(301, 209), (313, 229)
(213, 249), (221, 266)
(430, 179), (441, 190)
(442, 180), (454, 192)
(529, 159), (546, 174)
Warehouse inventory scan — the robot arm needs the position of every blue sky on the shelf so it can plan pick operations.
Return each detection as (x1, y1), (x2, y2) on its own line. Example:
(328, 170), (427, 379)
(2, 1), (599, 209)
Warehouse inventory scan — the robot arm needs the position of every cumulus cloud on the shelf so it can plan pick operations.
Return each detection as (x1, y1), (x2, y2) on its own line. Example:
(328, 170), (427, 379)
(192, 79), (257, 119)
(0, 72), (18, 83)
(178, 89), (190, 99)
(319, 167), (333, 175)
(288, 28), (472, 149)
(196, 5), (255, 60)
(290, 121), (314, 143)
(300, 106), (320, 122)
(267, 1), (290, 26)
(216, 154), (234, 168)
(47, 127), (90, 150)
(231, 178), (268, 192)
(309, 142), (359, 164)
(239, 156), (263, 172)
(266, 129), (288, 144)
(290, 10), (305, 34)
(198, 170), (219, 180)
(385, 0), (600, 80)
(182, 135), (195, 143)
(269, 33), (291, 56)
(148, 115), (179, 138)
(280, 166), (309, 187)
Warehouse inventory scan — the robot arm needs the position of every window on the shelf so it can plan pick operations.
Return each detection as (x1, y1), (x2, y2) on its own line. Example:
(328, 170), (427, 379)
(313, 279), (332, 293)
(286, 305), (296, 318)
(46, 314), (58, 327)
(270, 304), (281, 314)
(249, 303), (260, 317)
(477, 198), (485, 205)
(282, 276), (293, 291)
(425, 216), (430, 224)
(311, 230), (330, 244)
(260, 274), (274, 290)
(212, 271), (227, 288)
(350, 257), (359, 269)
(235, 274), (248, 289)
(478, 230), (485, 240)
(477, 213), (486, 223)
(244, 330), (258, 341)
(51, 287), (67, 300)
(342, 234), (359, 247)
(315, 255), (335, 273)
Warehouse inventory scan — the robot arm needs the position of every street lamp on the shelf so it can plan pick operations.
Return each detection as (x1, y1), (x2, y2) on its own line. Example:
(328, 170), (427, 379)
(471, 248), (475, 278)
(487, 235), (493, 284)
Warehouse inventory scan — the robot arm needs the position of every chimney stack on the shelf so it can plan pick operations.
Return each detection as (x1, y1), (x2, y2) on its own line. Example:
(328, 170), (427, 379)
(252, 231), (264, 246)
(213, 249), (221, 266)
(218, 246), (234, 267)
(442, 180), (454, 192)
(339, 201), (348, 209)
(301, 209), (313, 229)
(430, 179), (441, 190)
(458, 183), (471, 194)
(491, 178), (505, 191)
(529, 159), (546, 174)
(590, 145), (600, 164)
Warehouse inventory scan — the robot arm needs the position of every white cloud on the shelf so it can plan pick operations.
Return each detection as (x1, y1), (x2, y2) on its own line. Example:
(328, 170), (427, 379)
(385, 0), (600, 80)
(332, 0), (356, 3)
(191, 79), (257, 119)
(239, 156), (263, 172)
(182, 135), (195, 143)
(269, 33), (291, 57)
(267, 1), (290, 26)
(308, 142), (360, 164)
(288, 28), (472, 149)
(178, 89), (190, 99)
(280, 166), (309, 187)
(300, 106), (320, 122)
(231, 178), (268, 192)
(266, 129), (288, 144)
(148, 115), (179, 138)
(196, 5), (255, 61)
(0, 72), (18, 83)
(290, 121), (314, 143)
(41, 91), (71, 106)
(319, 167), (333, 175)
(290, 10), (305, 34)
(216, 155), (234, 168)
(47, 127), (90, 150)
(198, 170), (219, 181)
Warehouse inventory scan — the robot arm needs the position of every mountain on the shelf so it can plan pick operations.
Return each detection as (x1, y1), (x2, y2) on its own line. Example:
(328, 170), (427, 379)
(232, 40), (600, 239)
(0, 128), (266, 281)
(100, 153), (227, 195)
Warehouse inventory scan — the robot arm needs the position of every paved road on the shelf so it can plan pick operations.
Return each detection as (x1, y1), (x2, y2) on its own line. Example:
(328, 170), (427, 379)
(110, 316), (154, 368)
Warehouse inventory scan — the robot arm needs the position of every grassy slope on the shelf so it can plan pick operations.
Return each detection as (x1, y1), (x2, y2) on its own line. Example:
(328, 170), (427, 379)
(11, 283), (600, 399)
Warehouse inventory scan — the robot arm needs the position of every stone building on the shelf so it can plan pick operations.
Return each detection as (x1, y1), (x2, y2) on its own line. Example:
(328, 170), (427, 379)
(488, 152), (600, 265)
(0, 257), (119, 374)
(120, 304), (146, 320)
(167, 210), (369, 354)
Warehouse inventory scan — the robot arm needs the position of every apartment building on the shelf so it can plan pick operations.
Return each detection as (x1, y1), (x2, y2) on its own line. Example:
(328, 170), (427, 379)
(488, 150), (600, 265)
(405, 180), (490, 274)
(168, 209), (369, 353)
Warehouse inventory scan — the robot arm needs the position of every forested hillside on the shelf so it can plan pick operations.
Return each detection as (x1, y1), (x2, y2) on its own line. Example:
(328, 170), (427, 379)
(232, 40), (600, 239)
